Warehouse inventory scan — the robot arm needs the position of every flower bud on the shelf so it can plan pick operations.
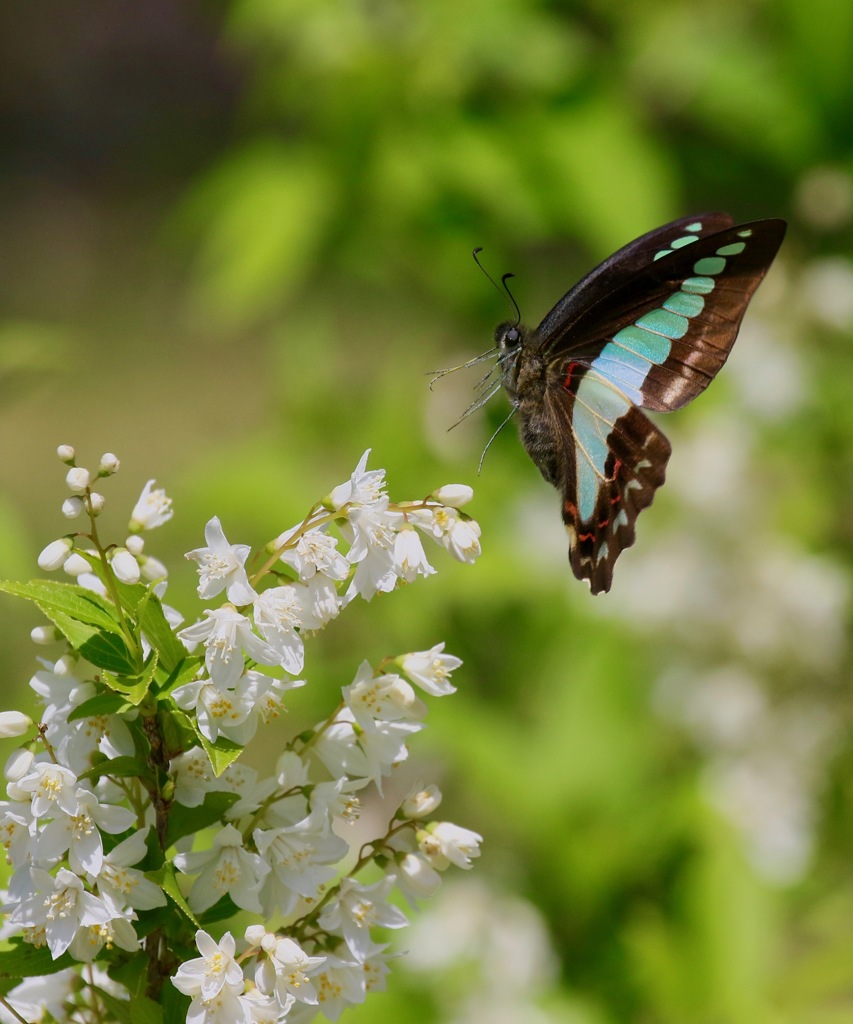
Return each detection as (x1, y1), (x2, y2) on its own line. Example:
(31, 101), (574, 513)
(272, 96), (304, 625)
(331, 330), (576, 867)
(140, 554), (169, 582)
(56, 444), (75, 464)
(401, 783), (442, 819)
(63, 553), (91, 577)
(61, 496), (85, 519)
(88, 492), (105, 515)
(0, 712), (33, 739)
(38, 537), (73, 571)
(111, 549), (141, 584)
(65, 467), (90, 494)
(431, 484), (474, 508)
(5, 747), (34, 783)
(125, 534), (144, 556)
(398, 852), (442, 898)
(30, 624), (59, 644)
(99, 452), (120, 474)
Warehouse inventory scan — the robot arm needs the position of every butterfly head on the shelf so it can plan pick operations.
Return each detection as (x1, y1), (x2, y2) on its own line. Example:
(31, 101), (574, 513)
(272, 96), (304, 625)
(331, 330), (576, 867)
(494, 321), (532, 399)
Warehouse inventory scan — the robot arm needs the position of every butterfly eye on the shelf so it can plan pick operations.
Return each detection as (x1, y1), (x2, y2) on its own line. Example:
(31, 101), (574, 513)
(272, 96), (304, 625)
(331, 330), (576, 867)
(504, 327), (521, 348)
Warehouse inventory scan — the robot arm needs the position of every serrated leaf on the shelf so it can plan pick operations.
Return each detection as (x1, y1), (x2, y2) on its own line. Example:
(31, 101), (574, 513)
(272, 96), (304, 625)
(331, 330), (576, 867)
(45, 608), (103, 650)
(67, 692), (134, 723)
(79, 630), (140, 675)
(164, 791), (239, 847)
(0, 579), (121, 632)
(100, 666), (154, 706)
(115, 581), (186, 673)
(0, 937), (75, 978)
(199, 732), (244, 777)
(152, 863), (198, 927)
(78, 755), (151, 783)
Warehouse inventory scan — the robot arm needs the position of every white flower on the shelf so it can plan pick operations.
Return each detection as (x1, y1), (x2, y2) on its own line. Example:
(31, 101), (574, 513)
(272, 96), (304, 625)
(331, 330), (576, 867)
(392, 526), (435, 582)
(110, 548), (141, 584)
(313, 708), (422, 793)
(16, 762), (79, 818)
(430, 484), (474, 507)
(62, 552), (92, 577)
(419, 821), (483, 870)
(329, 450), (387, 509)
(171, 749), (258, 809)
(184, 987), (251, 1024)
(175, 824), (270, 913)
(178, 606), (277, 688)
(276, 526), (349, 582)
(254, 936), (325, 1006)
(11, 867), (112, 959)
(310, 955), (368, 1020)
(254, 812), (349, 917)
(399, 642), (462, 697)
(56, 444), (75, 463)
(342, 661), (423, 731)
(396, 851), (442, 901)
(318, 875), (408, 961)
(418, 507), (482, 563)
(253, 586), (307, 675)
(96, 831), (167, 914)
(172, 673), (257, 744)
(129, 479), (173, 531)
(37, 537), (73, 571)
(185, 517), (257, 605)
(300, 573), (341, 627)
(36, 788), (136, 876)
(88, 492), (105, 515)
(172, 930), (244, 1000)
(401, 782), (442, 819)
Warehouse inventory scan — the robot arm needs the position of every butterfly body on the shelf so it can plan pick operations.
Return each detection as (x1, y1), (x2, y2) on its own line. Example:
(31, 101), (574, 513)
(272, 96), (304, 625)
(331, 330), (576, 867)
(493, 213), (786, 594)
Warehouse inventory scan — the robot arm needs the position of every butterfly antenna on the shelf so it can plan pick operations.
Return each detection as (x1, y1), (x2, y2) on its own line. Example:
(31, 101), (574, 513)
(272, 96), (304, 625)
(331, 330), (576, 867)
(501, 273), (521, 327)
(473, 247), (520, 323)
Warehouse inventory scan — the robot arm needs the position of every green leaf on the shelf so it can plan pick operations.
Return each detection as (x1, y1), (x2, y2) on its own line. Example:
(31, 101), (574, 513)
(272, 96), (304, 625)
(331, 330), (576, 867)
(162, 985), (191, 1024)
(164, 791), (239, 847)
(115, 581), (186, 673)
(152, 862), (199, 928)
(200, 732), (245, 777)
(93, 988), (134, 1024)
(0, 579), (121, 632)
(79, 630), (140, 675)
(0, 937), (75, 978)
(67, 691), (135, 723)
(78, 755), (151, 783)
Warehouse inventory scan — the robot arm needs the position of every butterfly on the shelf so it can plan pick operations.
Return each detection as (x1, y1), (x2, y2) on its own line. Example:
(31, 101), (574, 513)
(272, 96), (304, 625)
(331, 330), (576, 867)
(487, 213), (786, 594)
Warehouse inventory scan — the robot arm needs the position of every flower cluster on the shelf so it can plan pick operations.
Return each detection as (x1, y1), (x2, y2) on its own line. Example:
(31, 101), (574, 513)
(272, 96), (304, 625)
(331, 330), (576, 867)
(0, 446), (482, 1024)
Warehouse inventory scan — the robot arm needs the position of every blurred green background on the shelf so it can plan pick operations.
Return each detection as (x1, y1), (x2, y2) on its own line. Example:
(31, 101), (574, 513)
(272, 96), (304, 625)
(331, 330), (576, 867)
(1, 1), (853, 1021)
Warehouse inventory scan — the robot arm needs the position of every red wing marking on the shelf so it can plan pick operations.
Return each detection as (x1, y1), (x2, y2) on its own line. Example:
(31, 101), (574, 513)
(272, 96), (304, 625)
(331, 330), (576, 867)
(562, 361), (580, 390)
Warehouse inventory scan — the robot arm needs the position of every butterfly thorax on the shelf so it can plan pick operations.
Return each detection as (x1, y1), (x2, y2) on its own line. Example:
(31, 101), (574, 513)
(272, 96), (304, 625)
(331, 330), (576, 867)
(496, 321), (565, 487)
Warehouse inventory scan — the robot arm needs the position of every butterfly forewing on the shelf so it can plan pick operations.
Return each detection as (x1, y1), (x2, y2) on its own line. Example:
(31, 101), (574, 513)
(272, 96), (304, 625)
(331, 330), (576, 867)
(536, 213), (736, 347)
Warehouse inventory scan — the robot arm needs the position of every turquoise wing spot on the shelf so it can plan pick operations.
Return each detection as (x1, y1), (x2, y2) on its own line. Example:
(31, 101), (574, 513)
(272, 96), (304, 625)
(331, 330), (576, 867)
(693, 256), (726, 275)
(670, 234), (699, 249)
(573, 377), (630, 521)
(682, 275), (716, 295)
(653, 248), (672, 261)
(716, 241), (746, 256)
(593, 351), (645, 404)
(737, 228), (753, 238)
(611, 325), (670, 362)
(686, 221), (703, 231)
(635, 308), (690, 339)
(663, 291), (705, 317)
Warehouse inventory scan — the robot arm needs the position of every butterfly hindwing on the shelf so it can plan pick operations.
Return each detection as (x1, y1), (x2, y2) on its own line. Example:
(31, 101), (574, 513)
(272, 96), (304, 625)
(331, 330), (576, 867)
(548, 371), (670, 594)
